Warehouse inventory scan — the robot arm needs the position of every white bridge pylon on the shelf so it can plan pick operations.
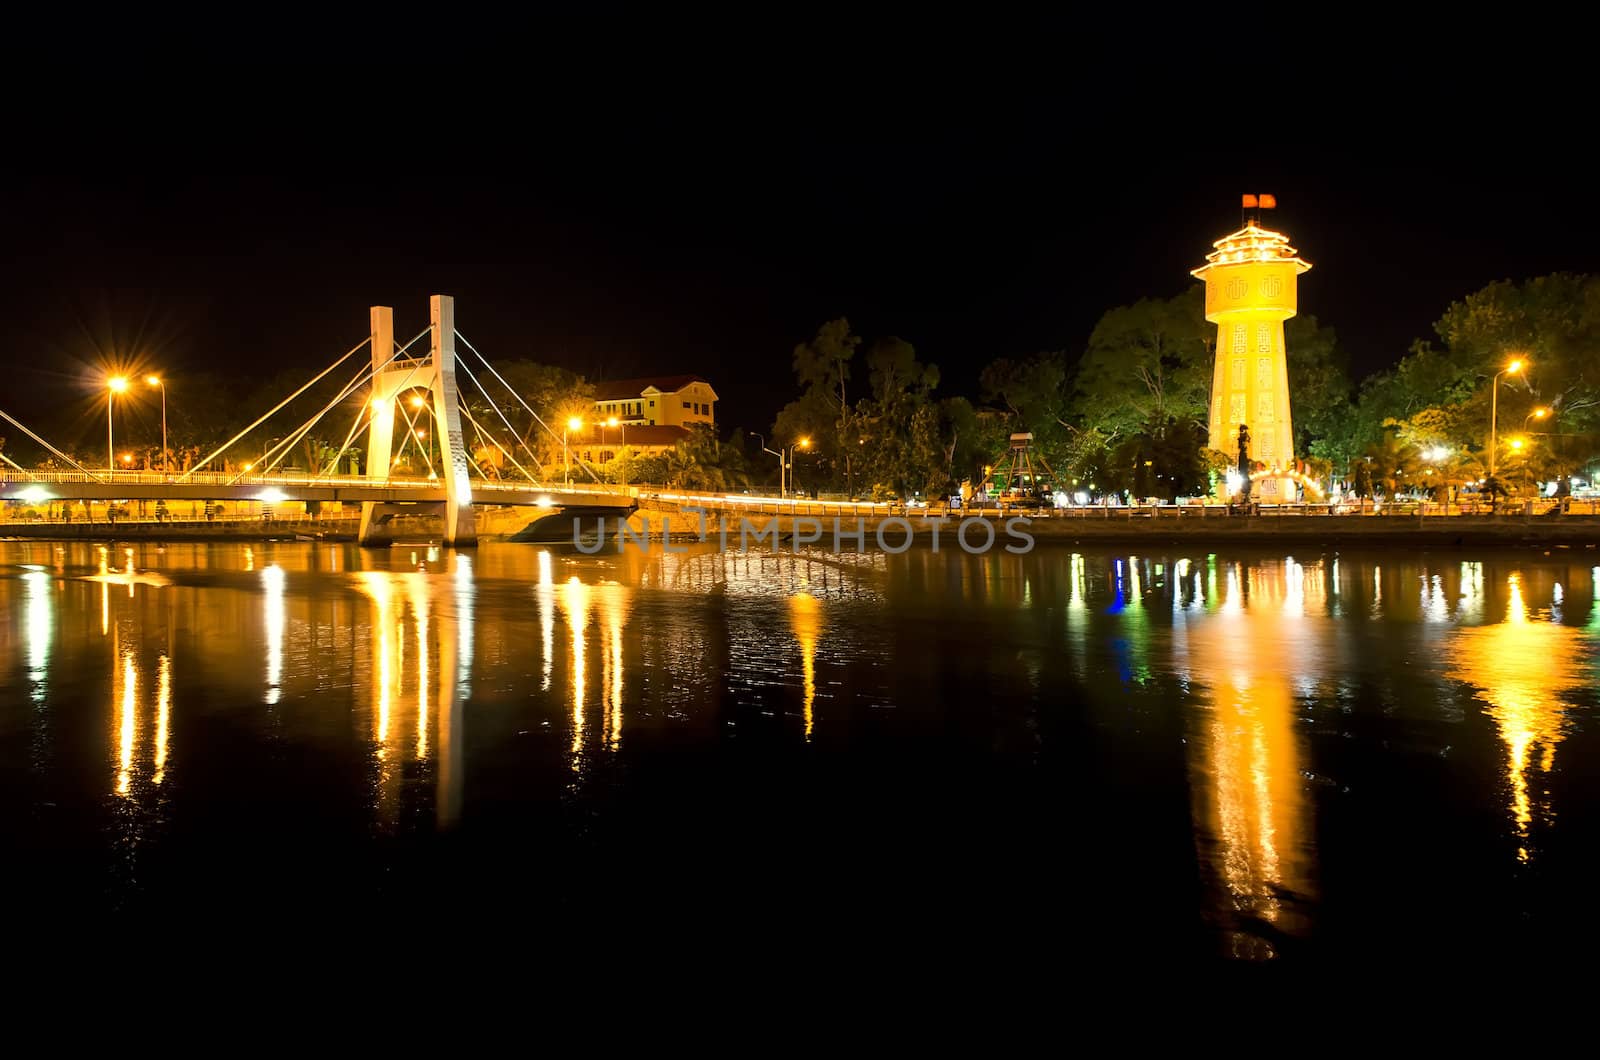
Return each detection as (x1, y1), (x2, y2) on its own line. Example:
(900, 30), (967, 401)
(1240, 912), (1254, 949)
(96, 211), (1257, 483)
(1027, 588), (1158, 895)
(361, 296), (477, 546)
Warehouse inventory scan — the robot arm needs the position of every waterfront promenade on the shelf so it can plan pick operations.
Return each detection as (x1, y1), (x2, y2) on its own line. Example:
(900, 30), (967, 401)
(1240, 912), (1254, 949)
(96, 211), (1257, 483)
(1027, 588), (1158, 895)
(6, 496), (1600, 547)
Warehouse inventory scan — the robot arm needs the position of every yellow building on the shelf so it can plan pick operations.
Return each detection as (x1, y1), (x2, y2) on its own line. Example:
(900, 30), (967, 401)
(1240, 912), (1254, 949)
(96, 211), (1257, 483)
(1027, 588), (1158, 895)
(570, 423), (689, 467)
(592, 375), (719, 429)
(1191, 214), (1311, 500)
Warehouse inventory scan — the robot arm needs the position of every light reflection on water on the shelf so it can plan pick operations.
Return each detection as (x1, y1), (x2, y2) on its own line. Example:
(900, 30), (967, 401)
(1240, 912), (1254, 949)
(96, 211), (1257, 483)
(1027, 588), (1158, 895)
(1445, 571), (1587, 863)
(1, 540), (1598, 956)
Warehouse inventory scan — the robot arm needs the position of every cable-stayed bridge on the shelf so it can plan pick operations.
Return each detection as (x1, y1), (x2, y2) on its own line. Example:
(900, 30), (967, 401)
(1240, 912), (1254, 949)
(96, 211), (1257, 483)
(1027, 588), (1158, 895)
(0, 295), (635, 544)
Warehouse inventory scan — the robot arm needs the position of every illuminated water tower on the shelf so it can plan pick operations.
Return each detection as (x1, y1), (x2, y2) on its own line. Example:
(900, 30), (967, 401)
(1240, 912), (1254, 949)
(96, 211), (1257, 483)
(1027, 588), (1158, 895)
(1192, 195), (1311, 500)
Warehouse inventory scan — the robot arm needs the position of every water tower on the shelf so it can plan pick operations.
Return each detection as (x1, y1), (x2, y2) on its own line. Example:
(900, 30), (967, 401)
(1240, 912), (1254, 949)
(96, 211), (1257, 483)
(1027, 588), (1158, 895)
(1191, 195), (1311, 501)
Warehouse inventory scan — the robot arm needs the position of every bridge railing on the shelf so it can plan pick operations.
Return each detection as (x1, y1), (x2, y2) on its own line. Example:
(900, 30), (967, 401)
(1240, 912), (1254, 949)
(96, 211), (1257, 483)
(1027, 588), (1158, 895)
(0, 467), (635, 497)
(633, 488), (1600, 520)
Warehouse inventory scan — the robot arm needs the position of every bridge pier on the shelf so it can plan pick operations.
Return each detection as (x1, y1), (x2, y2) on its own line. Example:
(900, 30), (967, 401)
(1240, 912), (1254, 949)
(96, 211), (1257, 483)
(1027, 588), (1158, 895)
(358, 500), (482, 547)
(362, 296), (478, 548)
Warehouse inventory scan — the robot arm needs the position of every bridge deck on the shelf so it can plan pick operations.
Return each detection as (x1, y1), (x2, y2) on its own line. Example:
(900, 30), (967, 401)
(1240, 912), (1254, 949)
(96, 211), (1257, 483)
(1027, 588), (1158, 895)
(0, 470), (635, 508)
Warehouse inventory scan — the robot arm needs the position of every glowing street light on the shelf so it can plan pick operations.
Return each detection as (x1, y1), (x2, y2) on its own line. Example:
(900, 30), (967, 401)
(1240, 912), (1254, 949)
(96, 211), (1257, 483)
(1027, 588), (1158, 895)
(146, 375), (168, 474)
(410, 394), (426, 409)
(790, 438), (812, 496)
(106, 376), (129, 472)
(599, 416), (625, 480)
(1489, 358), (1525, 476)
(564, 417), (584, 487)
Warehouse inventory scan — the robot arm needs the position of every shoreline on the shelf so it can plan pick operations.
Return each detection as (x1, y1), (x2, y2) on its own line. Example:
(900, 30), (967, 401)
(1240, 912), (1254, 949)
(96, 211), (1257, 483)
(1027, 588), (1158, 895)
(5, 511), (1600, 549)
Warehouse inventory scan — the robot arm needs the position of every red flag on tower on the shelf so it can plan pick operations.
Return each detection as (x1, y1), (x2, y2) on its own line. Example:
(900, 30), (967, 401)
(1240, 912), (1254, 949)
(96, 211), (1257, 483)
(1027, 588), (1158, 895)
(1241, 194), (1258, 209)
(1259, 193), (1278, 209)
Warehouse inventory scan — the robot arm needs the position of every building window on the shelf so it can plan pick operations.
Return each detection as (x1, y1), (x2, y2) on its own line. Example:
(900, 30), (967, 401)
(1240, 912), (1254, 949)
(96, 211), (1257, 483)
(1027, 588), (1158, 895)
(1232, 325), (1246, 353)
(1231, 358), (1245, 389)
(1256, 324), (1272, 353)
(683, 401), (692, 409)
(1229, 394), (1246, 424)
(649, 399), (655, 408)
(1257, 394), (1274, 422)
(1257, 427), (1275, 461)
(1256, 357), (1271, 387)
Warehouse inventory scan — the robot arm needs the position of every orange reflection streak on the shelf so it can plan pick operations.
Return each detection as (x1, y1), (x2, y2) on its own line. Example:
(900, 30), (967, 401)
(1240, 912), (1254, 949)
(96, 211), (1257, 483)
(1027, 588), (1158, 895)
(356, 573), (395, 757)
(99, 546), (110, 636)
(153, 653), (171, 785)
(115, 643), (137, 796)
(1181, 559), (1319, 959)
(598, 585), (628, 751)
(561, 577), (590, 765)
(789, 592), (823, 741)
(124, 548), (135, 598)
(1445, 572), (1585, 863)
(538, 550), (555, 691)
(262, 565), (285, 704)
(24, 570), (51, 700)
(408, 574), (431, 760)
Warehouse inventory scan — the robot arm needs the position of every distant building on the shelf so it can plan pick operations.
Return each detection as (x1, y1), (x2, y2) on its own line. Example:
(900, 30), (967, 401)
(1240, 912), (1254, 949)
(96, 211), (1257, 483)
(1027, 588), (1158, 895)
(591, 374), (718, 428)
(570, 422), (688, 467)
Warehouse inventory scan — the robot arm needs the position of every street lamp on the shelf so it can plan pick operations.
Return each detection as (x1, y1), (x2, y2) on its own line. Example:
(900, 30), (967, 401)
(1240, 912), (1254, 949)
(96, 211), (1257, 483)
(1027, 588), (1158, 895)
(106, 376), (129, 472)
(1488, 358), (1524, 476)
(565, 416), (583, 486)
(791, 437), (811, 497)
(600, 416), (624, 482)
(146, 376), (167, 474)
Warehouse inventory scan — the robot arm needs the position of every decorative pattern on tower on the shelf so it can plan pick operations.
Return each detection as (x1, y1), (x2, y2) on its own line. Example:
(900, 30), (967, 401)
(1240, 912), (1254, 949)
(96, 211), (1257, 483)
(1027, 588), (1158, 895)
(1192, 206), (1312, 500)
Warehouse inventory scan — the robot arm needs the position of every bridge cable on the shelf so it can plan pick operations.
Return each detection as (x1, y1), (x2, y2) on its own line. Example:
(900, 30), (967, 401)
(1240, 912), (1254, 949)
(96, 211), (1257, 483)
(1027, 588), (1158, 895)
(326, 334), (441, 479)
(238, 357), (376, 483)
(453, 354), (547, 476)
(319, 400), (375, 477)
(456, 329), (603, 483)
(183, 334), (379, 479)
(458, 403), (540, 483)
(391, 392), (438, 478)
(0, 406), (105, 480)
(460, 414), (518, 484)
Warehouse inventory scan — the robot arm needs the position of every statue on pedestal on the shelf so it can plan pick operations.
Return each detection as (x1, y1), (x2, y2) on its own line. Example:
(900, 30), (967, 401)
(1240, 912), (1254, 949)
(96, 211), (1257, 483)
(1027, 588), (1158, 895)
(1237, 423), (1252, 503)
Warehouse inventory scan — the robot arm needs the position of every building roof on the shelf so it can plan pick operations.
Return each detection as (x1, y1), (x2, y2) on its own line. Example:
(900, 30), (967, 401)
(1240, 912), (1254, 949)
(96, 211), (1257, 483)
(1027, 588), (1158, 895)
(572, 424), (691, 448)
(591, 374), (715, 401)
(1190, 223), (1312, 279)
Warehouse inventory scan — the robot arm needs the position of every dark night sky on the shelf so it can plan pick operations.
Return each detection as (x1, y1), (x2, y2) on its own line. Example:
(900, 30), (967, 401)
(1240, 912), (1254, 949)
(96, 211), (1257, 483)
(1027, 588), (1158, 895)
(2, 44), (1594, 452)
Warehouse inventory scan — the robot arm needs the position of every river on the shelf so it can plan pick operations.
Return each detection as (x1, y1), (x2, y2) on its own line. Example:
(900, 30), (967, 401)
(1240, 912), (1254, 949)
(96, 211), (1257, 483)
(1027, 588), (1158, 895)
(3, 539), (1598, 960)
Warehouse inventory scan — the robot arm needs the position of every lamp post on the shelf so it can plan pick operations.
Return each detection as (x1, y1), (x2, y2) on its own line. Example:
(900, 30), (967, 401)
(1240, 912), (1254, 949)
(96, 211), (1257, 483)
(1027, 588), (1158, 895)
(1509, 436), (1529, 491)
(106, 376), (129, 472)
(146, 376), (167, 474)
(565, 417), (583, 487)
(1488, 358), (1524, 476)
(756, 434), (783, 497)
(787, 437), (811, 497)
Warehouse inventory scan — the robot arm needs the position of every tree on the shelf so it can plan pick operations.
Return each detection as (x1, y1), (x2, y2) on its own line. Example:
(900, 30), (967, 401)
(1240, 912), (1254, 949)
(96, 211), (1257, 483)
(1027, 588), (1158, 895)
(1072, 288), (1213, 436)
(1283, 314), (1353, 457)
(777, 318), (862, 493)
(664, 424), (751, 491)
(855, 336), (942, 499)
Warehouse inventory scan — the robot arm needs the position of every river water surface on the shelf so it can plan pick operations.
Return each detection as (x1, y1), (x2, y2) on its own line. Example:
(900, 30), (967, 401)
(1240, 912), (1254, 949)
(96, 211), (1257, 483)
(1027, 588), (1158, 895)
(4, 539), (1599, 961)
